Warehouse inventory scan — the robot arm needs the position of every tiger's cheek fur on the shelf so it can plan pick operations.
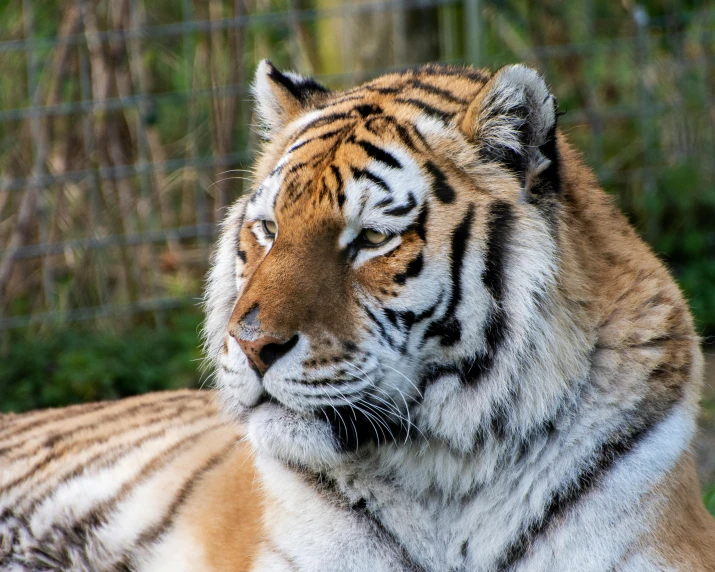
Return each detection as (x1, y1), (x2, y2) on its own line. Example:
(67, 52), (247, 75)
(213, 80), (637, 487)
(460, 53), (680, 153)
(355, 230), (425, 300)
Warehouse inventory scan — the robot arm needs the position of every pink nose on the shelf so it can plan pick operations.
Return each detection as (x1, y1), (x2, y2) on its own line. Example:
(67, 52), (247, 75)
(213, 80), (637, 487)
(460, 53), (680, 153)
(235, 334), (299, 375)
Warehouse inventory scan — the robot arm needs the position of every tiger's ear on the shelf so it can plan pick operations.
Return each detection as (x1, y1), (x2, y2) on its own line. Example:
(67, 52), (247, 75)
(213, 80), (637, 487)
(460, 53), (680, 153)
(461, 64), (559, 196)
(252, 59), (330, 137)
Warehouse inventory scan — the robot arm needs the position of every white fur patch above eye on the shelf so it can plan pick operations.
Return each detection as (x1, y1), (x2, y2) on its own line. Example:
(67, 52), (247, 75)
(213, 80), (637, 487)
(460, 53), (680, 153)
(250, 220), (276, 249)
(353, 236), (402, 267)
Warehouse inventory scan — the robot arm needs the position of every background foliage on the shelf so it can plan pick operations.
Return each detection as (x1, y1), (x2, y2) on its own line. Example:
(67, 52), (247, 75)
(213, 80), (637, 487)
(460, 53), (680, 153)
(0, 1), (714, 502)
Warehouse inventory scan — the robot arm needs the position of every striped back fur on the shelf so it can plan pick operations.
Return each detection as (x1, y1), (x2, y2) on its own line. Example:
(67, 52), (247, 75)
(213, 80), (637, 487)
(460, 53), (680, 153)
(0, 391), (262, 571)
(2, 62), (714, 571)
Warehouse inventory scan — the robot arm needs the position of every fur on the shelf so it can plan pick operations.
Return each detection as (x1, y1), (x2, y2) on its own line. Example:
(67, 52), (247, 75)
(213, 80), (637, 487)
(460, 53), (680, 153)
(1, 62), (713, 571)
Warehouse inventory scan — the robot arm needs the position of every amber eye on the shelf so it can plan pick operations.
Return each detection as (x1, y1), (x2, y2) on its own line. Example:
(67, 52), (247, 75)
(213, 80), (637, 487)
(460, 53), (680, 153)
(361, 229), (390, 246)
(261, 220), (278, 238)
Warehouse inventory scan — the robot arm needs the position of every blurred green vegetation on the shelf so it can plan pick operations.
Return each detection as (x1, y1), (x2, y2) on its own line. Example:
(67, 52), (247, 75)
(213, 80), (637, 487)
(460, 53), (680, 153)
(633, 164), (715, 339)
(703, 483), (715, 516)
(0, 310), (204, 413)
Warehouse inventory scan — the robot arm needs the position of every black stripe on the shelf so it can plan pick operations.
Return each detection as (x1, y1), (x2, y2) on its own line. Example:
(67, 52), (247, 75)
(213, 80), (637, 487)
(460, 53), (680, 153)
(398, 296), (439, 332)
(354, 103), (383, 117)
(0, 397), (198, 498)
(463, 307), (508, 382)
(482, 201), (514, 303)
(281, 179), (304, 207)
(331, 164), (343, 191)
(314, 94), (368, 110)
(266, 66), (329, 104)
(394, 252), (423, 285)
(355, 140), (402, 170)
(424, 205), (474, 346)
(0, 394), (192, 466)
(352, 503), (428, 571)
(383, 193), (416, 217)
(362, 115), (419, 152)
(304, 460), (426, 570)
(417, 362), (462, 392)
(284, 161), (307, 176)
(410, 79), (468, 104)
(14, 406), (211, 511)
(287, 126), (349, 153)
(363, 305), (396, 349)
(394, 122), (417, 150)
(269, 163), (285, 177)
(411, 204), (429, 241)
(384, 308), (399, 327)
(34, 422), (223, 553)
(494, 412), (671, 572)
(410, 124), (431, 150)
(292, 112), (352, 139)
(362, 85), (401, 95)
(133, 441), (236, 553)
(395, 97), (455, 123)
(330, 93), (372, 103)
(462, 202), (515, 382)
(424, 161), (456, 204)
(421, 63), (488, 83)
(351, 167), (391, 193)
(0, 402), (110, 444)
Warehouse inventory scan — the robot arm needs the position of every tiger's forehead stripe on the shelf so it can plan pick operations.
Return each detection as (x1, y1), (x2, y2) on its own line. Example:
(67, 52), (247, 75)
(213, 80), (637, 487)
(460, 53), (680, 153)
(282, 65), (489, 147)
(254, 64), (500, 228)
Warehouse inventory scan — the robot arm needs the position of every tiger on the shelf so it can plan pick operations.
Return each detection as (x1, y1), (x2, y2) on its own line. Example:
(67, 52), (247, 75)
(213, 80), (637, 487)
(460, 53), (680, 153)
(2, 60), (714, 571)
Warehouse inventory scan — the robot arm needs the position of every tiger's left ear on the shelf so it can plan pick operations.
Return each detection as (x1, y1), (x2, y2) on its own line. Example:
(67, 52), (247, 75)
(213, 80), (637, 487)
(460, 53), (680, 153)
(461, 64), (559, 196)
(252, 59), (331, 138)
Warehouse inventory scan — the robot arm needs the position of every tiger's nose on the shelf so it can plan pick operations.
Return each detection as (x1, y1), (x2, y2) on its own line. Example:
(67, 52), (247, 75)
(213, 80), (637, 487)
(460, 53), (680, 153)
(236, 334), (300, 376)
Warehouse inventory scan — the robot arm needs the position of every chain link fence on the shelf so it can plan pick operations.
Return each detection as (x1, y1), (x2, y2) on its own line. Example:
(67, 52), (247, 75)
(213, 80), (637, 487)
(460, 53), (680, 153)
(1, 0), (714, 332)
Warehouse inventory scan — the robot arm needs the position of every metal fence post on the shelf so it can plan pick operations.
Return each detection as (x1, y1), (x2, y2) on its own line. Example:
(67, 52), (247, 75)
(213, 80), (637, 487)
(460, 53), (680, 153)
(22, 0), (55, 314)
(464, 0), (481, 67)
(633, 4), (658, 238)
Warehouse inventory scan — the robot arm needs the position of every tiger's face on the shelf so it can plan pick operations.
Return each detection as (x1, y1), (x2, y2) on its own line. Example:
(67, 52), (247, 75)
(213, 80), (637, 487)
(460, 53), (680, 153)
(205, 61), (566, 467)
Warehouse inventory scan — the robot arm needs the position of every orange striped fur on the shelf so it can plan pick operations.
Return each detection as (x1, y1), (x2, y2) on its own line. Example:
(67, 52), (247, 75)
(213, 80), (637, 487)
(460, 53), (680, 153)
(3, 61), (714, 571)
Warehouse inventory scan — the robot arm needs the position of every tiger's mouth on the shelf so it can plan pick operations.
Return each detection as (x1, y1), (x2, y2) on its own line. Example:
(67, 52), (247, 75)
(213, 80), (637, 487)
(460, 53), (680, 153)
(246, 371), (413, 454)
(220, 336), (417, 453)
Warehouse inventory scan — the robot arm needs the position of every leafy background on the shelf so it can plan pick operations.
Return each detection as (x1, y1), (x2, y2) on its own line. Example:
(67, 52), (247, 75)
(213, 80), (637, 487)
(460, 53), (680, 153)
(0, 0), (714, 505)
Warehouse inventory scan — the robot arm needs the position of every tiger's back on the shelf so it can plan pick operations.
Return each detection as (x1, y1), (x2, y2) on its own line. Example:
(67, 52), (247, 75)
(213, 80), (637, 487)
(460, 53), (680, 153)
(0, 391), (263, 571)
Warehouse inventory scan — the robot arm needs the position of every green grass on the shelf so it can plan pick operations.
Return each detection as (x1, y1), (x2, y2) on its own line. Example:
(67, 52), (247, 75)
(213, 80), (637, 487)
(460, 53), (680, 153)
(0, 310), (205, 413)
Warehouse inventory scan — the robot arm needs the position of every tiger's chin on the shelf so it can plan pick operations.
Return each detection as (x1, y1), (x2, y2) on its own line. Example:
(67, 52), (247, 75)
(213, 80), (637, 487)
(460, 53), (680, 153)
(245, 401), (345, 469)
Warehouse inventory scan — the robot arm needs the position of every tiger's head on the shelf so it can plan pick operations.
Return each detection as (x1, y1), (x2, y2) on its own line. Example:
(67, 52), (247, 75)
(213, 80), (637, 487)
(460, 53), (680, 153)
(204, 61), (593, 468)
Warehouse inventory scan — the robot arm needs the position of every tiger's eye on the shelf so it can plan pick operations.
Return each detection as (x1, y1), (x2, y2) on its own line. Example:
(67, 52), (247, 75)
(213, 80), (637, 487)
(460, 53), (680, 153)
(363, 229), (389, 245)
(262, 220), (278, 237)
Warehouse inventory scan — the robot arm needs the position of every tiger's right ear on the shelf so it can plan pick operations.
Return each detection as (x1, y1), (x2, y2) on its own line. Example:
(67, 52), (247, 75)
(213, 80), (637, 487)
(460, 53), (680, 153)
(252, 59), (330, 137)
(460, 64), (559, 197)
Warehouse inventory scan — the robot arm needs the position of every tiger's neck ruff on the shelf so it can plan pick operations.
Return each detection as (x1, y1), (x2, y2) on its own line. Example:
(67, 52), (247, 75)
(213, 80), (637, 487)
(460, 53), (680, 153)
(204, 62), (712, 571)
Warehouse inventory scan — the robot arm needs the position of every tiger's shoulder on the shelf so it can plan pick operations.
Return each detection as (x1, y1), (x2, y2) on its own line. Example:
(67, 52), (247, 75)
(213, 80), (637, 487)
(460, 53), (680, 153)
(0, 390), (264, 572)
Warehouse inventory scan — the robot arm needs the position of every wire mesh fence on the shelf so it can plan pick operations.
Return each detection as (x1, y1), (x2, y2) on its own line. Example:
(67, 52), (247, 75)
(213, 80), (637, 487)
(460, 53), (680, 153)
(1, 0), (714, 332)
